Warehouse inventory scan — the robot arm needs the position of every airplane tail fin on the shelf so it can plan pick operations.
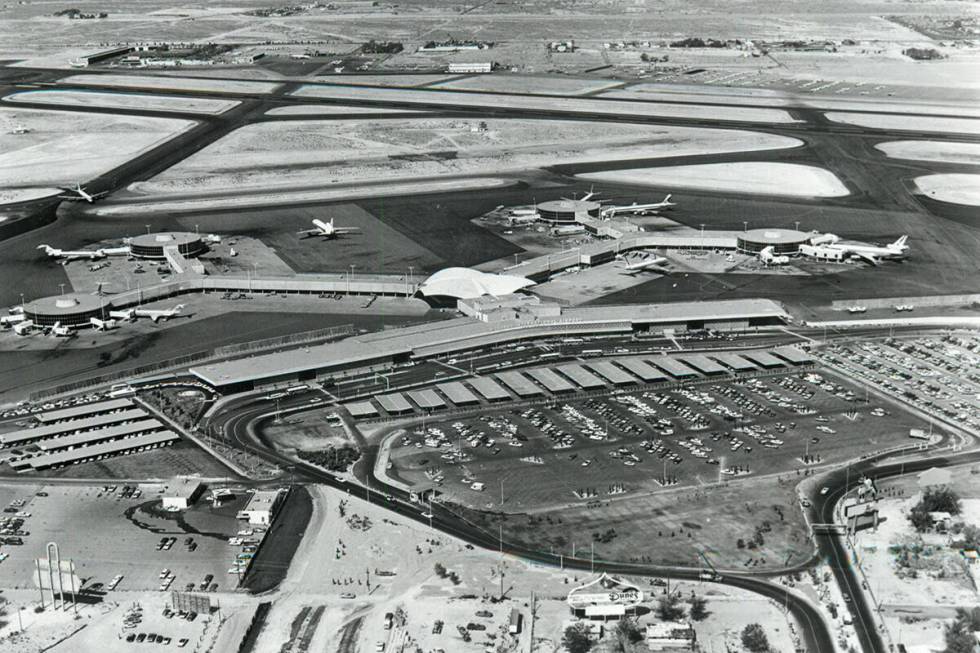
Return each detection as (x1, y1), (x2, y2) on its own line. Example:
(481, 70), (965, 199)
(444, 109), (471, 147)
(174, 304), (185, 313)
(664, 194), (672, 203)
(893, 235), (908, 248)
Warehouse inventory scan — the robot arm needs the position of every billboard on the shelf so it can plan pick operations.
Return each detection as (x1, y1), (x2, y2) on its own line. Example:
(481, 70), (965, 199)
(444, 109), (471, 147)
(567, 573), (643, 608)
(171, 591), (212, 615)
(33, 558), (82, 594)
(847, 511), (879, 533)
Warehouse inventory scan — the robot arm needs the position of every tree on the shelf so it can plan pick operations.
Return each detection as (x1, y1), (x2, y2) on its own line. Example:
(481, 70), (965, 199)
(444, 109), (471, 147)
(742, 623), (770, 653)
(689, 595), (709, 621)
(909, 486), (961, 532)
(433, 563), (446, 578)
(656, 593), (686, 621)
(614, 617), (644, 646)
(945, 608), (980, 653)
(562, 623), (593, 653)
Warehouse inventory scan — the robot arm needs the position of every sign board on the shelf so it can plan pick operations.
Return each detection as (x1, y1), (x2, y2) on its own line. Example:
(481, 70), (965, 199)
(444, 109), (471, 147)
(847, 511), (878, 533)
(843, 499), (877, 519)
(171, 591), (211, 615)
(567, 573), (643, 608)
(33, 558), (82, 593)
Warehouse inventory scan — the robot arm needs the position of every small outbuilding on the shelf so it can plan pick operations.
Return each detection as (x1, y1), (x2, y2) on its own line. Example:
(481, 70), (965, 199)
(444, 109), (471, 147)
(161, 476), (205, 511)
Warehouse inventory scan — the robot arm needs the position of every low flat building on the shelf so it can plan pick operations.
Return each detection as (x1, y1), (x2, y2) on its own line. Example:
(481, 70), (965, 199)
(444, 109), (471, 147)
(646, 621), (697, 651)
(567, 573), (643, 620)
(237, 489), (284, 525)
(162, 476), (206, 511)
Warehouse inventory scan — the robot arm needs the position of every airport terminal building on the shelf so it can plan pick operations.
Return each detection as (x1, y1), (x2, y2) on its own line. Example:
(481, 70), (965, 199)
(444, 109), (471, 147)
(22, 293), (111, 327)
(190, 298), (790, 392)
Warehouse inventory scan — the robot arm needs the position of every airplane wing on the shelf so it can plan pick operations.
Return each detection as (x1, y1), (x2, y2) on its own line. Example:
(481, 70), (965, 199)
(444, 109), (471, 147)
(332, 227), (361, 234)
(850, 251), (879, 266)
(296, 228), (321, 236)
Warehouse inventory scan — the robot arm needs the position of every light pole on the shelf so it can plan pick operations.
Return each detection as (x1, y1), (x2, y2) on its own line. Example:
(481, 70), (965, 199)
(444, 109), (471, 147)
(348, 265), (356, 295)
(145, 224), (151, 235)
(794, 220), (800, 231)
(742, 221), (748, 233)
(700, 224), (705, 251)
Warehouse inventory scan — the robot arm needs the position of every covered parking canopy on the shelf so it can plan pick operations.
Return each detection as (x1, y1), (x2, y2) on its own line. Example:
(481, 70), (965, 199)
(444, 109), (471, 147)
(678, 354), (727, 376)
(741, 351), (785, 368)
(437, 381), (480, 406)
(615, 358), (668, 382)
(772, 346), (815, 365)
(586, 361), (637, 385)
(345, 401), (379, 418)
(376, 392), (414, 414)
(555, 364), (606, 389)
(468, 376), (511, 401)
(525, 367), (576, 393)
(709, 352), (756, 371)
(495, 371), (545, 397)
(648, 357), (698, 379)
(408, 389), (447, 410)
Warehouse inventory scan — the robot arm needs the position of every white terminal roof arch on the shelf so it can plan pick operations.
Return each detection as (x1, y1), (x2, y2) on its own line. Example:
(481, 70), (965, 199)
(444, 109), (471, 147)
(417, 267), (534, 300)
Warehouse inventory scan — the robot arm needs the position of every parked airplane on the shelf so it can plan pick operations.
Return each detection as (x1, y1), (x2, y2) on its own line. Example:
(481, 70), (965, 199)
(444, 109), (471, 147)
(601, 194), (675, 218)
(759, 246), (789, 266)
(57, 183), (107, 203)
(847, 306), (867, 314)
(824, 235), (909, 265)
(616, 252), (670, 275)
(894, 304), (915, 312)
(37, 244), (129, 261)
(110, 304), (185, 323)
(297, 218), (361, 239)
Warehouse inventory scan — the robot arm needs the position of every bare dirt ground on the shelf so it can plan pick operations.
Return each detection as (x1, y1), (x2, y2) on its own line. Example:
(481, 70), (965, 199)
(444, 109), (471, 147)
(579, 162), (850, 198)
(60, 73), (280, 95)
(133, 117), (800, 195)
(914, 173), (980, 206)
(264, 104), (428, 116)
(252, 484), (801, 653)
(291, 83), (801, 123)
(0, 108), (194, 189)
(876, 140), (980, 165)
(432, 74), (623, 95)
(4, 89), (238, 114)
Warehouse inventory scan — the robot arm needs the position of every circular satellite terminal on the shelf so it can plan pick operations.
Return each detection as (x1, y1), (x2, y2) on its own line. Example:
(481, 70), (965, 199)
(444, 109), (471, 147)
(129, 231), (206, 259)
(22, 292), (111, 327)
(537, 198), (602, 223)
(737, 228), (812, 255)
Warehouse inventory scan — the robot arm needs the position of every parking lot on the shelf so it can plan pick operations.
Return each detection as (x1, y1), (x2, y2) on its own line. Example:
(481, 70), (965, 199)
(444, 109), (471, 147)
(387, 369), (932, 510)
(0, 483), (256, 596)
(817, 333), (980, 435)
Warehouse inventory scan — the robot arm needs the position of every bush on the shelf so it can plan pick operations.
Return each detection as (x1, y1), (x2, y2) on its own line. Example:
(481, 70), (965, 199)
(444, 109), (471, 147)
(909, 486), (961, 532)
(296, 445), (360, 472)
(742, 623), (770, 653)
(689, 595), (709, 621)
(656, 593), (686, 621)
(562, 623), (593, 653)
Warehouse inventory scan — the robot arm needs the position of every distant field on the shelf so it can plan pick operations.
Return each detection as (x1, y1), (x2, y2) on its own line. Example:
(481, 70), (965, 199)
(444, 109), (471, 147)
(579, 162), (849, 198)
(134, 117), (800, 195)
(4, 89), (238, 114)
(825, 112), (980, 135)
(876, 141), (980, 165)
(431, 74), (623, 96)
(914, 173), (980, 206)
(61, 73), (280, 95)
(291, 84), (801, 124)
(0, 107), (194, 189)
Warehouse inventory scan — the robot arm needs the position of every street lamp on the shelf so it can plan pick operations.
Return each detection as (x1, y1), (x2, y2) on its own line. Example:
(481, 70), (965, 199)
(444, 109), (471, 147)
(742, 221), (748, 233)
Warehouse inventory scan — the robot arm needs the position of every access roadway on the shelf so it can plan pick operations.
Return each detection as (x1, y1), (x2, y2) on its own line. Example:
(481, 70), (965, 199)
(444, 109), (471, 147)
(210, 385), (979, 653)
(211, 390), (835, 653)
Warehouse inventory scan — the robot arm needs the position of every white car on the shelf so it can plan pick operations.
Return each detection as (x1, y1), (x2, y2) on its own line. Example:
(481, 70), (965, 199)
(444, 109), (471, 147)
(820, 487), (830, 496)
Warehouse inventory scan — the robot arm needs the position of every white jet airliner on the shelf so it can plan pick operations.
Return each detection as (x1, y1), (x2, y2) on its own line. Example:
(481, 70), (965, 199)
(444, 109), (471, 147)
(297, 218), (361, 239)
(57, 183), (107, 203)
(601, 194), (675, 219)
(824, 235), (909, 265)
(616, 252), (671, 275)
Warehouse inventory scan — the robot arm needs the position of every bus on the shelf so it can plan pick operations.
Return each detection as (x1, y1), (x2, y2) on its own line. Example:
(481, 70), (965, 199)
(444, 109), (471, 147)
(581, 349), (603, 357)
(286, 384), (309, 394)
